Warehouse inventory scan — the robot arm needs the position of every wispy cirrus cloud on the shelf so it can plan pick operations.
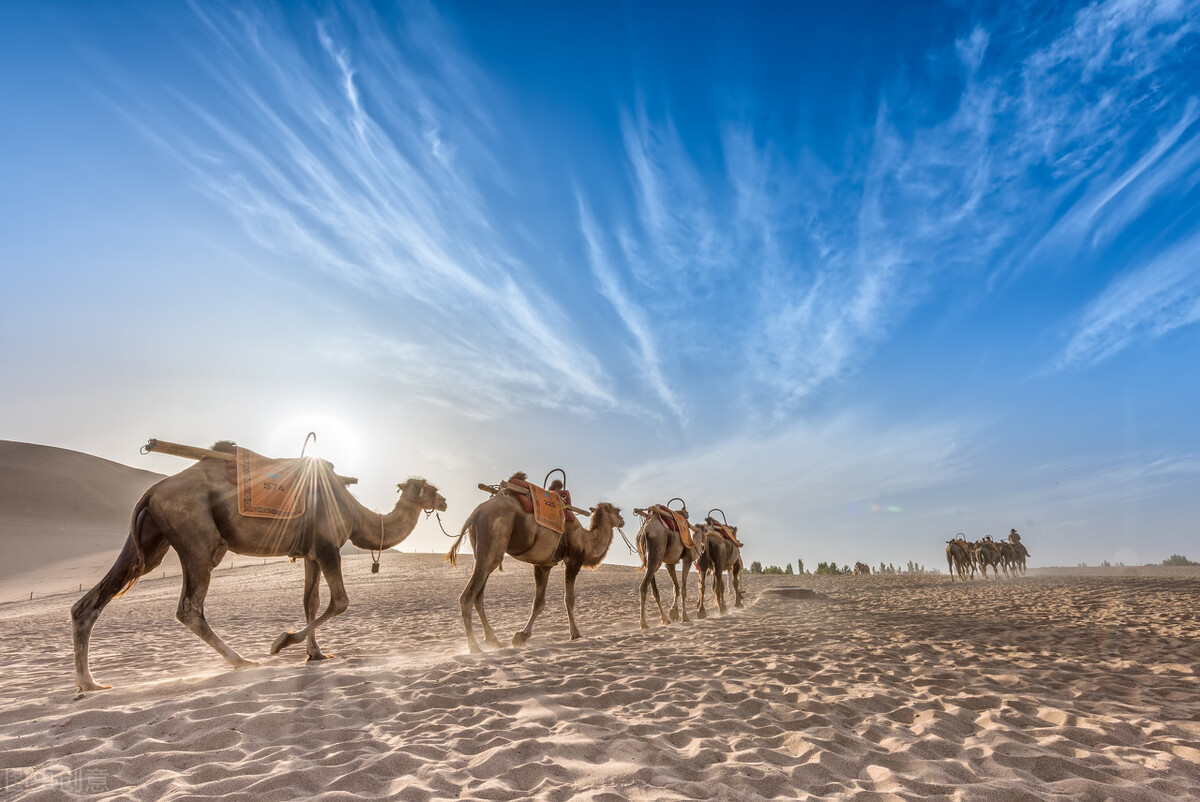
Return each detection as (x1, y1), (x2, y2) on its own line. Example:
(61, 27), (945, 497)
(124, 2), (615, 418)
(1057, 229), (1200, 368)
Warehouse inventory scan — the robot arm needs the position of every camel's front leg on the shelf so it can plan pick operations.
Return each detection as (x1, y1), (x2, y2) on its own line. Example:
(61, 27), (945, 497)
(513, 565), (552, 647)
(679, 558), (692, 622)
(272, 551), (348, 655)
(639, 567), (656, 630)
(563, 562), (583, 640)
(302, 559), (330, 661)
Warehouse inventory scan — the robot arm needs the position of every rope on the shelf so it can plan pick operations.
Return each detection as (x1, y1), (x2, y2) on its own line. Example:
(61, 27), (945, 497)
(434, 511), (457, 538)
(618, 527), (637, 555)
(371, 513), (384, 572)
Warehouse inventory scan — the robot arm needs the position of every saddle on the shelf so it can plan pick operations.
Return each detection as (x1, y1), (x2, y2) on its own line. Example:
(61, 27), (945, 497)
(504, 473), (575, 534)
(651, 505), (694, 549)
(705, 518), (744, 547)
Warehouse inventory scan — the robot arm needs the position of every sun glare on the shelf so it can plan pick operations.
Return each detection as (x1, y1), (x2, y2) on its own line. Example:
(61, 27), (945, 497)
(267, 413), (363, 473)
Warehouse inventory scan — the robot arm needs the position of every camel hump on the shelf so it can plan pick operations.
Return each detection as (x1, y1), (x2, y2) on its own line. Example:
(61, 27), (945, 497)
(507, 471), (528, 484)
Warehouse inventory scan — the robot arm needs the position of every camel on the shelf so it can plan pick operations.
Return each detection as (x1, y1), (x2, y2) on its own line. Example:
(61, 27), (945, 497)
(1007, 529), (1030, 575)
(946, 536), (972, 581)
(972, 537), (1007, 579)
(634, 503), (701, 629)
(852, 562), (872, 576)
(446, 479), (623, 653)
(71, 449), (446, 692)
(694, 522), (744, 618)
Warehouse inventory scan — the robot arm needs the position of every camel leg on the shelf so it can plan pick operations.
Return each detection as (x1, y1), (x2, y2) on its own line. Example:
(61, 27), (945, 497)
(678, 558), (692, 622)
(473, 586), (502, 648)
(666, 562), (682, 622)
(71, 528), (169, 692)
(563, 562), (583, 640)
(639, 565), (656, 630)
(176, 554), (255, 668)
(302, 559), (330, 661)
(648, 569), (669, 625)
(714, 567), (728, 615)
(732, 563), (744, 609)
(271, 551), (348, 656)
(513, 564), (552, 647)
(458, 558), (495, 654)
(696, 564), (708, 620)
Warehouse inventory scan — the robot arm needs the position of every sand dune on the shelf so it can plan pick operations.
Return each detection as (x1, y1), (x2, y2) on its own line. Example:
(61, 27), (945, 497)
(0, 442), (165, 600)
(2, 550), (1198, 800)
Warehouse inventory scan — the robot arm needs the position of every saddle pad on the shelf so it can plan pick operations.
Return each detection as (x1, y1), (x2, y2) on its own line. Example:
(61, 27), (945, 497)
(709, 522), (743, 547)
(529, 484), (566, 534)
(237, 448), (307, 519)
(652, 506), (694, 549)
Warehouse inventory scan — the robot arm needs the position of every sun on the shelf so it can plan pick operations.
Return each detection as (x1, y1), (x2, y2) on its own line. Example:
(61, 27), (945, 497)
(267, 413), (363, 473)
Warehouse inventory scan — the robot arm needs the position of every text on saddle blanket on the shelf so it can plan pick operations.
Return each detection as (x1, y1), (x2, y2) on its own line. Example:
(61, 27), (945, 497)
(652, 505), (695, 549)
(236, 448), (310, 519)
(504, 475), (575, 534)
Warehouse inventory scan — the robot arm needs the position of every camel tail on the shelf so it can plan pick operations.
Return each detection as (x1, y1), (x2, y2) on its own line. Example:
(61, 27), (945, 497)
(445, 512), (473, 568)
(113, 492), (153, 598)
(635, 523), (648, 570)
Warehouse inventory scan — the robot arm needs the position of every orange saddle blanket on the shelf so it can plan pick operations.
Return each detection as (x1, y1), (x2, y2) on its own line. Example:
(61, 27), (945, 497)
(236, 448), (308, 519)
(505, 474), (574, 534)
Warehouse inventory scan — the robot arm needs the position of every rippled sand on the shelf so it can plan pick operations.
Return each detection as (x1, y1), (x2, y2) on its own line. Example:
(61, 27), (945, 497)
(2, 554), (1198, 800)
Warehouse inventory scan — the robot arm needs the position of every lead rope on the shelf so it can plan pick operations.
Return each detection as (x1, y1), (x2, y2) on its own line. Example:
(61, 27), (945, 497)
(434, 511), (456, 538)
(371, 513), (383, 573)
(618, 526), (636, 555)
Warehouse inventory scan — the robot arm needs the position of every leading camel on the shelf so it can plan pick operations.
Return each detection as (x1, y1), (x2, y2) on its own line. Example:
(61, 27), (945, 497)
(635, 504), (701, 628)
(71, 449), (446, 692)
(446, 480), (623, 653)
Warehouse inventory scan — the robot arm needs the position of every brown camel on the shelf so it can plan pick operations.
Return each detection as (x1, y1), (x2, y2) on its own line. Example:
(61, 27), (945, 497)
(635, 503), (701, 628)
(694, 522), (743, 618)
(972, 536), (1006, 579)
(946, 536), (973, 581)
(71, 450), (446, 692)
(446, 482), (623, 653)
(852, 561), (872, 576)
(1008, 529), (1030, 575)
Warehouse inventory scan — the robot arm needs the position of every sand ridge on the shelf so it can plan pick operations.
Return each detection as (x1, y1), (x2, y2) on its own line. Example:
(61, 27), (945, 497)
(2, 554), (1199, 799)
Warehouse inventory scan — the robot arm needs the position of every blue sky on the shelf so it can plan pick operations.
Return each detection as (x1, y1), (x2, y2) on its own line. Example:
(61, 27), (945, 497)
(2, 0), (1199, 569)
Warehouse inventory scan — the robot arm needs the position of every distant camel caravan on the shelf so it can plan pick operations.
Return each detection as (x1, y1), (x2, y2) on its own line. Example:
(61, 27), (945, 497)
(71, 441), (446, 692)
(694, 511), (744, 617)
(634, 499), (700, 628)
(446, 471), (624, 653)
(946, 530), (1030, 581)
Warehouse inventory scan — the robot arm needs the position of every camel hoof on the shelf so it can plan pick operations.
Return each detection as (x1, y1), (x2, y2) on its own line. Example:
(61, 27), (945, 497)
(668, 608), (680, 622)
(640, 621), (649, 630)
(696, 609), (707, 620)
(569, 631), (581, 641)
(306, 652), (333, 662)
(270, 631), (299, 655)
(484, 637), (502, 649)
(234, 658), (259, 669)
(76, 680), (111, 693)
(735, 601), (744, 609)
(512, 632), (529, 648)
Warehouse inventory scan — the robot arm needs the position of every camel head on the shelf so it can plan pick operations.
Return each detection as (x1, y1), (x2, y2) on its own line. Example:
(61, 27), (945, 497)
(397, 478), (448, 513)
(589, 502), (625, 531)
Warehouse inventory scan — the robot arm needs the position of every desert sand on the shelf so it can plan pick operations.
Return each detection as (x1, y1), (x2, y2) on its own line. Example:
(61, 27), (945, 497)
(2, 550), (1199, 801)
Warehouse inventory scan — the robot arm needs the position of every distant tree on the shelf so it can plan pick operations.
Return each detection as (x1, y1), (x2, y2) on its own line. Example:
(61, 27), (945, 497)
(797, 559), (805, 575)
(879, 561), (887, 574)
(1162, 554), (1198, 566)
(785, 564), (794, 575)
(749, 560), (763, 574)
(764, 564), (784, 575)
